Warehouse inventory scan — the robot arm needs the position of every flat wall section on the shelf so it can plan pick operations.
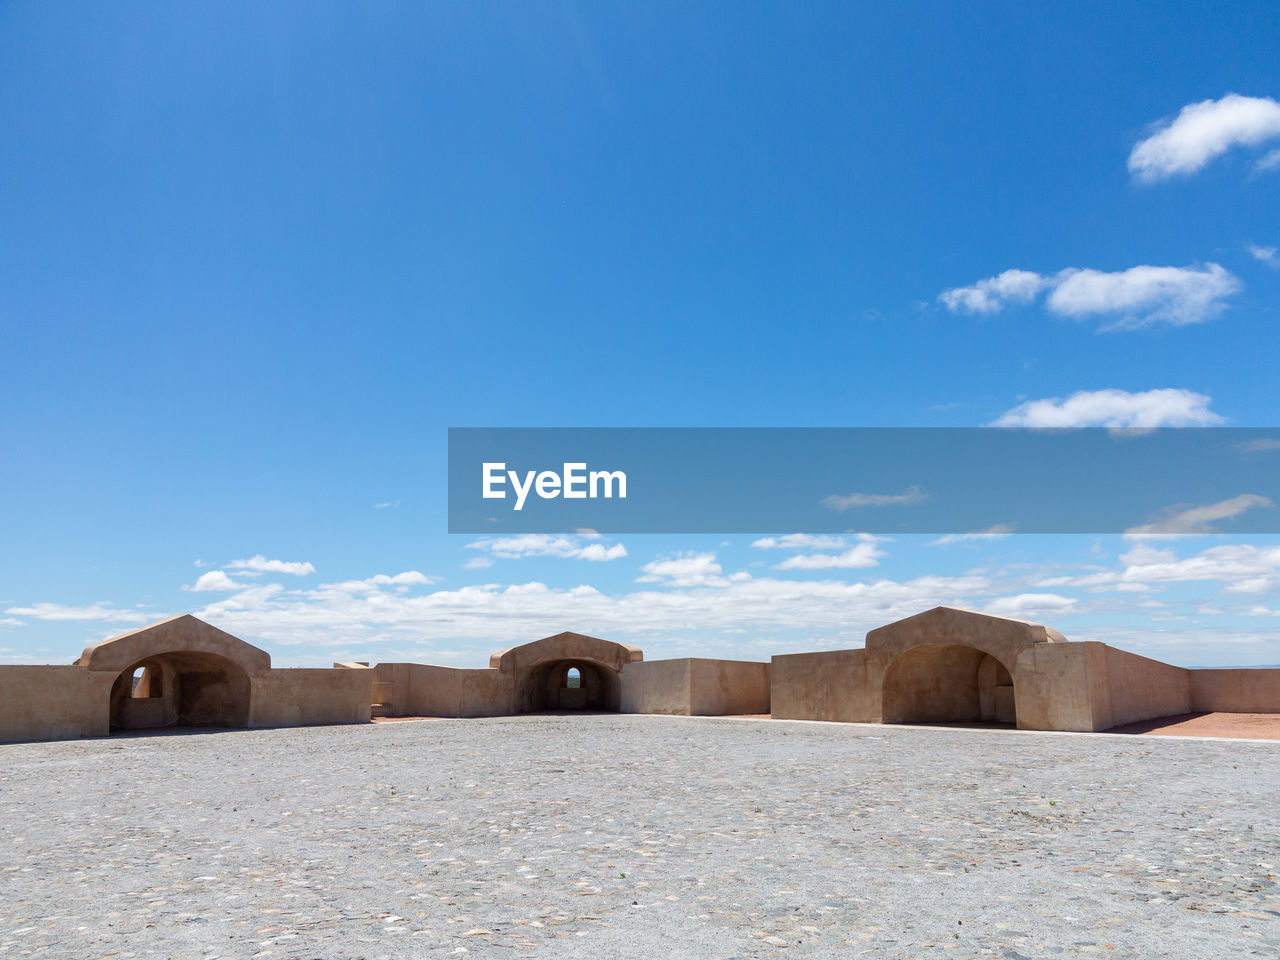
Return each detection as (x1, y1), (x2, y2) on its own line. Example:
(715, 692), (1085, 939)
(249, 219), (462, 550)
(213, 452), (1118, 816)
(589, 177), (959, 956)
(248, 668), (373, 728)
(0, 666), (110, 744)
(770, 649), (879, 723)
(1191, 669), (1280, 714)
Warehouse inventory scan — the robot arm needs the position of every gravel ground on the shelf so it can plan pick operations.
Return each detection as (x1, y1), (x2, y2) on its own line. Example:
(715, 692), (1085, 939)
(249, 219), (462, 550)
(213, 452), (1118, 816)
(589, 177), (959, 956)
(1, 715), (1277, 960)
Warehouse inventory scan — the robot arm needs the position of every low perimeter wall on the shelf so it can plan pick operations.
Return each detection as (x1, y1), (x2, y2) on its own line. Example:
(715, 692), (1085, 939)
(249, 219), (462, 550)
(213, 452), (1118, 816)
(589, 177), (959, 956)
(621, 658), (770, 716)
(248, 668), (373, 728)
(0, 666), (111, 743)
(773, 642), (1280, 732)
(372, 663), (513, 718)
(1190, 669), (1280, 713)
(770, 649), (880, 723)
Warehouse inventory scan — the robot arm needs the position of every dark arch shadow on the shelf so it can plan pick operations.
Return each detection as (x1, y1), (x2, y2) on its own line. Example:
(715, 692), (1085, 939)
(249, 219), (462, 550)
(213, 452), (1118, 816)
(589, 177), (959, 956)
(109, 650), (251, 732)
(881, 644), (1016, 726)
(514, 659), (621, 713)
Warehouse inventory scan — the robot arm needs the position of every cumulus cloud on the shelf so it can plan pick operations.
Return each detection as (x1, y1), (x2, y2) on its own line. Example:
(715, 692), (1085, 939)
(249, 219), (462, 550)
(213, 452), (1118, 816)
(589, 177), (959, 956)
(991, 388), (1224, 429)
(185, 571), (246, 592)
(773, 534), (886, 570)
(1248, 243), (1279, 267)
(928, 524), (1015, 546)
(465, 534), (627, 562)
(226, 555), (316, 577)
(1047, 263), (1240, 329)
(1258, 148), (1280, 173)
(941, 264), (1240, 329)
(2, 602), (154, 623)
(186, 568), (992, 654)
(822, 485), (930, 512)
(984, 593), (1078, 619)
(314, 571), (436, 594)
(1123, 494), (1275, 539)
(751, 534), (851, 551)
(937, 269), (1046, 314)
(1040, 541), (1280, 597)
(636, 552), (730, 587)
(1128, 94), (1280, 182)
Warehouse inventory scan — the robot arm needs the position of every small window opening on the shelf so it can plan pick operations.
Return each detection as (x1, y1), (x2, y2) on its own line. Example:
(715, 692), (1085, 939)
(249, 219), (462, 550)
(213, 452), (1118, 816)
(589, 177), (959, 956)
(566, 666), (581, 689)
(130, 665), (163, 699)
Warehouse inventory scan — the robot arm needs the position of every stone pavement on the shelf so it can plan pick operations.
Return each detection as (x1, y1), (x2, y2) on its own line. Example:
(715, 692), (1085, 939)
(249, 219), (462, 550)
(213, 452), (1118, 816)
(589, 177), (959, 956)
(1, 715), (1277, 958)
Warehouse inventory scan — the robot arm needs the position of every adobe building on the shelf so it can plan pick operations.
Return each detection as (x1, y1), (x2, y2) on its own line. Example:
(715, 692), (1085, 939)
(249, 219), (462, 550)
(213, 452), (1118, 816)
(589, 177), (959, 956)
(370, 631), (771, 719)
(0, 605), (1276, 744)
(0, 614), (372, 743)
(770, 606), (1280, 731)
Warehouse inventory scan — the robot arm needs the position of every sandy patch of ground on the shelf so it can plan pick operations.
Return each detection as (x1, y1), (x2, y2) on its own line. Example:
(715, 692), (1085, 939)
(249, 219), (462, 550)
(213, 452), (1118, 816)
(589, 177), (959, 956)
(1108, 711), (1280, 740)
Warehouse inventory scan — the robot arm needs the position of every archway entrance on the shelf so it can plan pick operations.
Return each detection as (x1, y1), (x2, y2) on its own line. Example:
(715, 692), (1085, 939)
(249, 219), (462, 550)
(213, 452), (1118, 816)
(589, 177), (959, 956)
(109, 651), (251, 731)
(881, 644), (1016, 726)
(514, 659), (621, 712)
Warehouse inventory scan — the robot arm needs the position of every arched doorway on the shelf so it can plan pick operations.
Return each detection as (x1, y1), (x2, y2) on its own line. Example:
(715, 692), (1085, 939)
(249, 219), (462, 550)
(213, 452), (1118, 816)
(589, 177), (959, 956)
(109, 651), (251, 731)
(514, 659), (621, 712)
(881, 644), (1016, 726)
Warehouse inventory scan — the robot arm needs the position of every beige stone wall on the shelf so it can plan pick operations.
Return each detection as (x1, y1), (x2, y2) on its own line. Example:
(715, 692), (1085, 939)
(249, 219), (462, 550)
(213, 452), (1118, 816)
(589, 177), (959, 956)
(1010, 642), (1101, 732)
(458, 668), (515, 717)
(0, 666), (111, 744)
(621, 659), (771, 716)
(247, 668), (373, 728)
(688, 659), (771, 716)
(372, 663), (513, 717)
(1191, 669), (1280, 713)
(620, 659), (692, 714)
(769, 649), (880, 723)
(1100, 645), (1193, 728)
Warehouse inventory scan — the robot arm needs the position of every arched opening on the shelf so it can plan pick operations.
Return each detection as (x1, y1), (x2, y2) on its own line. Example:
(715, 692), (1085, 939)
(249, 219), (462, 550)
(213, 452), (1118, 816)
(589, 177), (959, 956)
(882, 644), (1016, 726)
(109, 651), (251, 731)
(514, 659), (621, 713)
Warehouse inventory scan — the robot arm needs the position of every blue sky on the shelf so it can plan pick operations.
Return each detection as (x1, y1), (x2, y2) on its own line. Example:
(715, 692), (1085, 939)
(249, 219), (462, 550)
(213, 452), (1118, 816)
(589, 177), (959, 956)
(2, 1), (1279, 668)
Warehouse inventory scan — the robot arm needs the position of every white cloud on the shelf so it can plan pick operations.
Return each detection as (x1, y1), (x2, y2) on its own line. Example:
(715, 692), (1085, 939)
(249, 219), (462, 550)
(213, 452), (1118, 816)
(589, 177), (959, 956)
(0, 618), (25, 628)
(1044, 541), (1280, 597)
(822, 485), (930, 512)
(226, 555), (316, 577)
(187, 567), (993, 654)
(374, 500), (401, 510)
(928, 524), (1015, 546)
(773, 534), (886, 570)
(185, 571), (246, 592)
(751, 534), (851, 551)
(1046, 263), (1240, 329)
(938, 269), (1046, 314)
(1240, 438), (1280, 454)
(939, 263), (1240, 329)
(463, 556), (494, 570)
(2, 602), (154, 623)
(636, 552), (727, 587)
(1258, 148), (1280, 173)
(314, 571), (436, 594)
(577, 542), (629, 561)
(991, 388), (1224, 429)
(984, 593), (1078, 619)
(1248, 243), (1279, 267)
(1123, 494), (1274, 538)
(1128, 94), (1280, 182)
(465, 534), (627, 562)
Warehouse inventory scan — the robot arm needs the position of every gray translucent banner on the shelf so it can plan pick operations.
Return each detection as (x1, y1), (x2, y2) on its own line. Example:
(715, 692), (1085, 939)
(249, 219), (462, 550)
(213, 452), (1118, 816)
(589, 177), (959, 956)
(447, 428), (1280, 534)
